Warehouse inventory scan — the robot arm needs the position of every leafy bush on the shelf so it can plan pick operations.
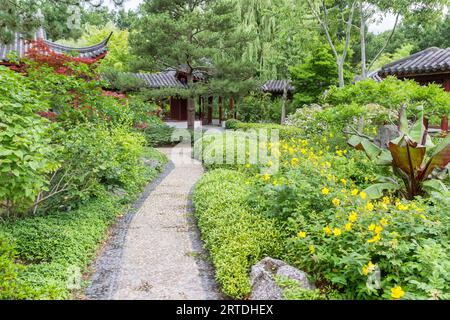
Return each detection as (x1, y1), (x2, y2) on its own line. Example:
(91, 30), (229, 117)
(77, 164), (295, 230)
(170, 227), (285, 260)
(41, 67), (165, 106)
(225, 121), (305, 141)
(193, 169), (283, 298)
(224, 119), (242, 130)
(143, 122), (177, 147)
(38, 124), (147, 211)
(0, 148), (166, 299)
(237, 93), (291, 123)
(240, 137), (449, 300)
(323, 77), (450, 122)
(0, 67), (60, 215)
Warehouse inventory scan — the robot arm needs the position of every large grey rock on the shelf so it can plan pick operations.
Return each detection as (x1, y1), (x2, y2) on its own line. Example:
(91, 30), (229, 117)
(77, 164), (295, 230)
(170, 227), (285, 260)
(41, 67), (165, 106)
(250, 257), (315, 300)
(374, 125), (400, 148)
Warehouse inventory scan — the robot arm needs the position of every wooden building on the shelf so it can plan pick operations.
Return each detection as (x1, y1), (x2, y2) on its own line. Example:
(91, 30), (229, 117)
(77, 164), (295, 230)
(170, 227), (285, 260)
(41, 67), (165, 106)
(377, 47), (450, 91)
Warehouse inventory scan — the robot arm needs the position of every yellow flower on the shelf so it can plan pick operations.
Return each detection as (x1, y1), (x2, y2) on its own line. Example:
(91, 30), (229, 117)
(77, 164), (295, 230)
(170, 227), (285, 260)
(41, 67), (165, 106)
(351, 189), (359, 196)
(272, 180), (279, 187)
(348, 211), (358, 223)
(336, 150), (344, 157)
(360, 191), (367, 200)
(298, 231), (307, 238)
(282, 143), (288, 150)
(397, 203), (409, 211)
(341, 189), (347, 194)
(267, 142), (273, 150)
(291, 158), (299, 166)
(267, 160), (273, 167)
(368, 223), (376, 231)
(245, 163), (251, 168)
(382, 196), (390, 205)
(362, 261), (375, 276)
(332, 198), (341, 206)
(375, 225), (383, 234)
(340, 179), (347, 185)
(309, 245), (315, 254)
(322, 187), (330, 195)
(300, 148), (307, 154)
(366, 202), (374, 211)
(367, 233), (381, 243)
(323, 226), (332, 235)
(333, 228), (342, 236)
(344, 223), (352, 231)
(263, 173), (271, 181)
(380, 218), (388, 226)
(288, 147), (295, 154)
(391, 286), (405, 300)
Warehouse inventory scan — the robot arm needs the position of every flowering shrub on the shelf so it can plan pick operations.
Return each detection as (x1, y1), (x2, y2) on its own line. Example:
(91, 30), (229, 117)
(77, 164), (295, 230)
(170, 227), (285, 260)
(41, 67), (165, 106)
(245, 137), (450, 300)
(199, 126), (450, 300)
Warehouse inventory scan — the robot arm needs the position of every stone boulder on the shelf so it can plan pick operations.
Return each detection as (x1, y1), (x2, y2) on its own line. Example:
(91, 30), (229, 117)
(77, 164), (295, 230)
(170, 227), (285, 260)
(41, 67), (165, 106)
(250, 257), (315, 300)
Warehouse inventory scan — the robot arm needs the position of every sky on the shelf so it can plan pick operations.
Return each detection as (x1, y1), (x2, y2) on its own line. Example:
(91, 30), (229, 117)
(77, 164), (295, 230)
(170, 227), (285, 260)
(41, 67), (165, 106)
(105, 0), (415, 34)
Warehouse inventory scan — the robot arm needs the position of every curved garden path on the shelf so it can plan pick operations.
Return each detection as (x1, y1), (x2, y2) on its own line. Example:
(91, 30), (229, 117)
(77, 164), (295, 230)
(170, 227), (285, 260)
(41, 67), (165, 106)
(86, 146), (222, 300)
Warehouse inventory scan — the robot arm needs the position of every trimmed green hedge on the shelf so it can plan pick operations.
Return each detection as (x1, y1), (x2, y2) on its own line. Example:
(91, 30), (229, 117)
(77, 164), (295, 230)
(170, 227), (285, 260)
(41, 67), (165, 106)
(0, 148), (167, 299)
(225, 120), (305, 141)
(193, 169), (282, 298)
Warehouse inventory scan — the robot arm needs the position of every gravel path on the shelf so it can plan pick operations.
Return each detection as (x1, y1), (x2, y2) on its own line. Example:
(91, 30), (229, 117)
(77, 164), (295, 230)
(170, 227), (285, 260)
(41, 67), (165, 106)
(86, 146), (222, 300)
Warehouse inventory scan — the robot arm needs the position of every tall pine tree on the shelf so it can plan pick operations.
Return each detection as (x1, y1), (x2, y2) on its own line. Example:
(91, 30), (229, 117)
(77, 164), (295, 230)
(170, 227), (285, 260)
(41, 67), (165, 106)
(130, 0), (255, 129)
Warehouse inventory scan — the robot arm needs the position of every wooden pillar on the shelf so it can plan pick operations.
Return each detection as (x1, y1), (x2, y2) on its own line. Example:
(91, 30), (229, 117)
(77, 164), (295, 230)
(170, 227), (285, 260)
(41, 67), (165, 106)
(219, 96), (223, 125)
(441, 116), (448, 134)
(444, 78), (450, 92)
(208, 96), (213, 125)
(230, 97), (235, 119)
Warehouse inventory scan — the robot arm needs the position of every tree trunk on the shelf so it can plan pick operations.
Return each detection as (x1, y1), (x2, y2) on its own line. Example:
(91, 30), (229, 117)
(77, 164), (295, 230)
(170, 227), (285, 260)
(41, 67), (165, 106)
(281, 81), (288, 124)
(187, 73), (195, 130)
(338, 62), (345, 88)
(360, 0), (367, 79)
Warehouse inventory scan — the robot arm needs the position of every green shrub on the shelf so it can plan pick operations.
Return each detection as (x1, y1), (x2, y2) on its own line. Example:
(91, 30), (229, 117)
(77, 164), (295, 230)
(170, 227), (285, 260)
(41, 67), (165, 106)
(0, 67), (60, 215)
(237, 94), (292, 123)
(193, 169), (283, 298)
(224, 119), (241, 130)
(143, 123), (177, 147)
(226, 121), (305, 141)
(0, 147), (166, 299)
(323, 77), (450, 122)
(38, 124), (147, 212)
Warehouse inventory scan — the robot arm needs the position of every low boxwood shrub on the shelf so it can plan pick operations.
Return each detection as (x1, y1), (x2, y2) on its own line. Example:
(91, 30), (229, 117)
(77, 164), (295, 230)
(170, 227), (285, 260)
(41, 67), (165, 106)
(193, 169), (283, 299)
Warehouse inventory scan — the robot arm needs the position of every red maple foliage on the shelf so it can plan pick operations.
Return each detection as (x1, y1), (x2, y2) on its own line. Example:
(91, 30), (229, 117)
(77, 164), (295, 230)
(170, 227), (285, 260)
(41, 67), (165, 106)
(25, 39), (99, 72)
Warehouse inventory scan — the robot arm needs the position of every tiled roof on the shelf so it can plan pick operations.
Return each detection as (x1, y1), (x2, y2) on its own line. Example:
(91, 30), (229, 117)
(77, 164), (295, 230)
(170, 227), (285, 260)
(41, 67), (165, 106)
(0, 28), (112, 61)
(261, 80), (294, 93)
(379, 47), (450, 77)
(129, 71), (188, 89)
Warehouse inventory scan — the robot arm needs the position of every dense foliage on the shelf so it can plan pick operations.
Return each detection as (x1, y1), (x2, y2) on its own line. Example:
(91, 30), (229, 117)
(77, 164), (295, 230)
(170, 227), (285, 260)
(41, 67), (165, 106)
(194, 169), (282, 298)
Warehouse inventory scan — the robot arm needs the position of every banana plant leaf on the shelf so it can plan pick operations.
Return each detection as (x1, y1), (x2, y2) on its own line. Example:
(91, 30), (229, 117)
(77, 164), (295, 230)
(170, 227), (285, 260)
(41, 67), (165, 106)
(363, 181), (401, 200)
(347, 135), (382, 160)
(388, 141), (426, 175)
(419, 134), (450, 180)
(422, 179), (449, 194)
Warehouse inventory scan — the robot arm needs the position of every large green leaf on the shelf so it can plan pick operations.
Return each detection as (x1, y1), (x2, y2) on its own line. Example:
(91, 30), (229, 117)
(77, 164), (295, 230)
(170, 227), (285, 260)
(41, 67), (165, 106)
(420, 134), (450, 179)
(347, 135), (382, 160)
(363, 181), (401, 199)
(388, 141), (426, 175)
(422, 179), (448, 194)
(398, 104), (408, 134)
(409, 106), (426, 145)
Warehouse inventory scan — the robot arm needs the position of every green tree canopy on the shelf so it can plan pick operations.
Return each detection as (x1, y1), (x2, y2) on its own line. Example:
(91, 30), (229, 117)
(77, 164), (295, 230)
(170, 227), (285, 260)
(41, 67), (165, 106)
(130, 0), (256, 128)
